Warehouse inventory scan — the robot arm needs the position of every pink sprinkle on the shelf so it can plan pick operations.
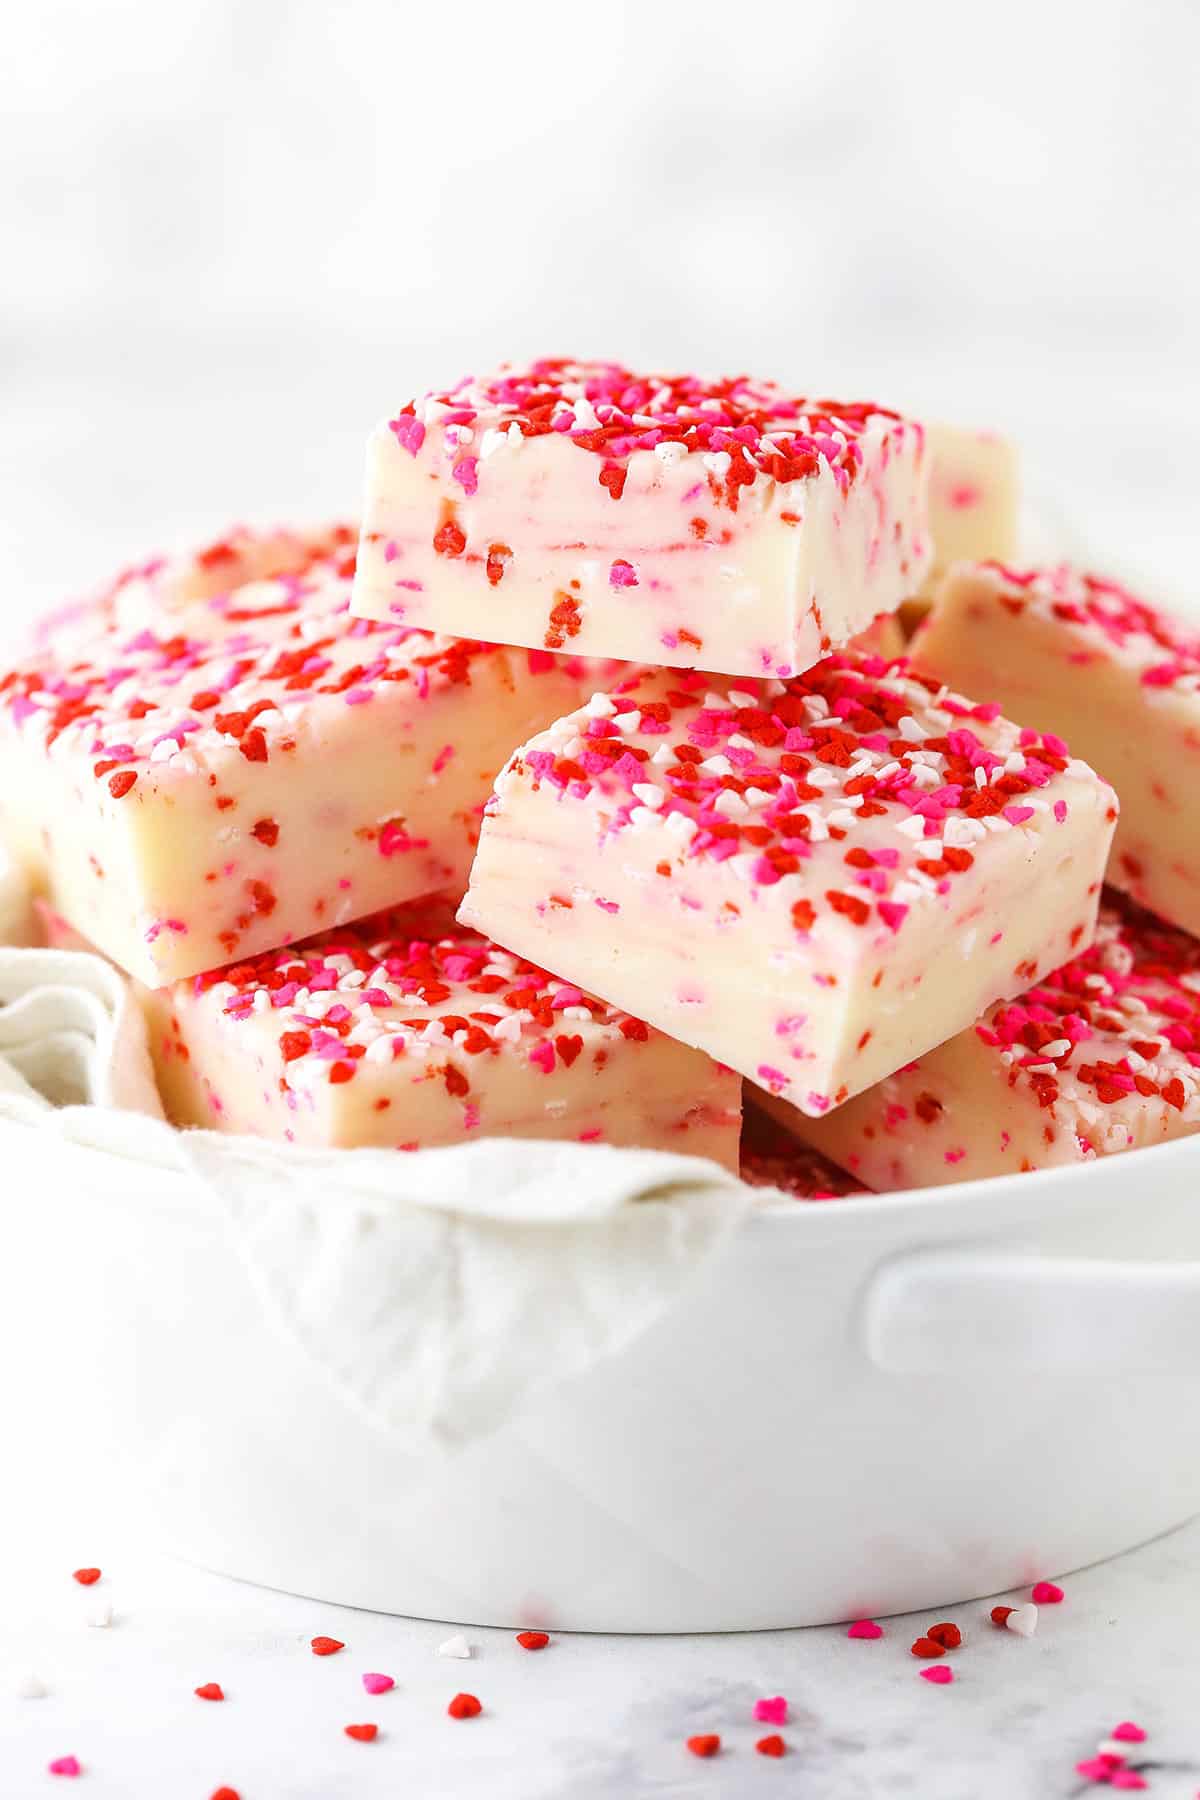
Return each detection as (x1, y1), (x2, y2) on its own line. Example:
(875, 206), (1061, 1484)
(1077, 1757), (1118, 1783)
(361, 1672), (394, 1695)
(1031, 1580), (1064, 1604)
(529, 1040), (556, 1074)
(552, 986), (585, 1010)
(609, 559), (639, 588)
(757, 1064), (788, 1092)
(847, 1619), (883, 1640)
(594, 897), (620, 915)
(527, 650), (556, 674)
(451, 457), (479, 496)
(1111, 1724), (1147, 1744)
(877, 900), (908, 933)
(432, 744), (455, 775)
(1110, 1775), (1148, 1792)
(1054, 799), (1068, 822)
(919, 1666), (953, 1684)
(48, 1757), (82, 1778)
(1003, 805), (1035, 825)
(753, 1697), (788, 1725)
(390, 414), (426, 456)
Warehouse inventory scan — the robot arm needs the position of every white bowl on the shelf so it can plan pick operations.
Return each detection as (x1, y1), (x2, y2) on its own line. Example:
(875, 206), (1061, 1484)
(6, 1122), (1199, 1631)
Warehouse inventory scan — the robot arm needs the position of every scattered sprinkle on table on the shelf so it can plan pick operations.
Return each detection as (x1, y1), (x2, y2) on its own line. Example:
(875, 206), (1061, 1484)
(516, 1630), (549, 1650)
(920, 1666), (954, 1685)
(847, 1619), (883, 1639)
(1032, 1580), (1065, 1603)
(48, 1756), (82, 1778)
(344, 1723), (378, 1742)
(194, 1683), (224, 1701)
(756, 1734), (787, 1757)
(753, 1696), (788, 1724)
(925, 1622), (963, 1649)
(361, 1672), (394, 1694)
(911, 1635), (946, 1658)
(686, 1734), (721, 1758)
(448, 1693), (482, 1719)
(437, 1634), (472, 1659)
(72, 1568), (101, 1586)
(310, 1636), (344, 1656)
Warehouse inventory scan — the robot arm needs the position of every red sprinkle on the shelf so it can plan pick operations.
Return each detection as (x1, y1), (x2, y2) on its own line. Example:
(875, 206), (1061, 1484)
(1031, 1581), (1064, 1604)
(516, 1631), (549, 1651)
(990, 1605), (1014, 1627)
(210, 1791), (241, 1800)
(108, 771), (137, 798)
(756, 1735), (787, 1758)
(194, 1683), (225, 1702)
(911, 1636), (945, 1659)
(344, 1724), (378, 1742)
(311, 1636), (345, 1656)
(448, 1692), (482, 1719)
(686, 1735), (721, 1758)
(72, 1568), (102, 1586)
(926, 1622), (962, 1650)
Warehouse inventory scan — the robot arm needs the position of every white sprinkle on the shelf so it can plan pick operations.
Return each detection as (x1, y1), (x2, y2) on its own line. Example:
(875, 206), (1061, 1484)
(1004, 1603), (1039, 1638)
(897, 715), (928, 741)
(585, 692), (617, 717)
(665, 811), (698, 840)
(727, 688), (759, 708)
(86, 1601), (113, 1629)
(437, 1634), (472, 1659)
(895, 815), (927, 840)
(1041, 1038), (1072, 1059)
(610, 710), (641, 736)
(651, 743), (673, 765)
(712, 788), (748, 817)
(631, 783), (664, 810)
(699, 754), (733, 776)
(653, 441), (687, 467)
(15, 1673), (47, 1699)
(702, 451), (732, 477)
(493, 1013), (524, 1044)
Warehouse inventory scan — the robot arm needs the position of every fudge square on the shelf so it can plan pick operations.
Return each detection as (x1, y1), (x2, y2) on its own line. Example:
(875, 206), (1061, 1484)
(352, 358), (932, 679)
(0, 554), (618, 985)
(459, 653), (1118, 1117)
(913, 562), (1200, 938)
(761, 891), (1200, 1188)
(149, 906), (741, 1165)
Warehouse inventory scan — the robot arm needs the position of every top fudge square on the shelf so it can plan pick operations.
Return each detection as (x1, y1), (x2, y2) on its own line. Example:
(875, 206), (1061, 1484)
(352, 358), (932, 678)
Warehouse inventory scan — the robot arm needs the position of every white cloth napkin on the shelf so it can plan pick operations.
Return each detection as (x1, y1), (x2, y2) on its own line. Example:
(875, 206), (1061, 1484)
(0, 850), (751, 1452)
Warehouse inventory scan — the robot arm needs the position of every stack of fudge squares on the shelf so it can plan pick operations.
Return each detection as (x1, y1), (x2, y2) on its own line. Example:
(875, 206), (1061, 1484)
(3, 358), (1199, 1196)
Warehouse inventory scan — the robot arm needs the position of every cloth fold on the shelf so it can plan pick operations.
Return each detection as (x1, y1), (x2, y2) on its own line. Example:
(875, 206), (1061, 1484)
(0, 850), (751, 1452)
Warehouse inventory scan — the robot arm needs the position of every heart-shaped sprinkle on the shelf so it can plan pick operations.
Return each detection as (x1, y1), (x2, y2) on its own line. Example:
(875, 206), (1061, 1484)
(195, 1683), (224, 1702)
(1077, 1758), (1118, 1781)
(86, 1602), (113, 1629)
(919, 1666), (954, 1684)
(361, 1672), (394, 1695)
(756, 1735), (786, 1757)
(437, 1634), (472, 1659)
(1005, 1604), (1039, 1638)
(753, 1696), (788, 1724)
(1111, 1723), (1147, 1744)
(847, 1618), (883, 1639)
(73, 1568), (101, 1587)
(911, 1636), (945, 1658)
(344, 1724), (378, 1742)
(686, 1734), (721, 1758)
(990, 1605), (1014, 1627)
(311, 1636), (344, 1656)
(210, 1789), (241, 1800)
(1031, 1580), (1064, 1604)
(555, 1034), (583, 1067)
(925, 1623), (962, 1650)
(448, 1693), (482, 1719)
(16, 1673), (47, 1699)
(1109, 1773), (1148, 1791)
(49, 1756), (82, 1777)
(516, 1631), (549, 1651)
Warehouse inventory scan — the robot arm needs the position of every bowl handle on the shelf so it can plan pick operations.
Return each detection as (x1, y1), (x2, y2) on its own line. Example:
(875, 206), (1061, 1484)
(865, 1249), (1200, 1374)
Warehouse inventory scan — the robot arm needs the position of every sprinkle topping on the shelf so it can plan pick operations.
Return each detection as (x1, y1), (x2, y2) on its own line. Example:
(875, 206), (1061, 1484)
(389, 358), (910, 505)
(0, 552), (565, 797)
(507, 651), (1105, 938)
(975, 892), (1200, 1131)
(193, 908), (662, 1096)
(979, 563), (1200, 693)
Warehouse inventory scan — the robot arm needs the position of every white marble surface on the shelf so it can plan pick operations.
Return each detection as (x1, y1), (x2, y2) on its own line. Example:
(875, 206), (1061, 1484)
(2, 1516), (1199, 1798)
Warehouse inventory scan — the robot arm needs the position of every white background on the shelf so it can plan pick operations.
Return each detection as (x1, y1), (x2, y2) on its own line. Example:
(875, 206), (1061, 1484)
(4, 0), (1198, 621)
(4, 3), (1200, 1793)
